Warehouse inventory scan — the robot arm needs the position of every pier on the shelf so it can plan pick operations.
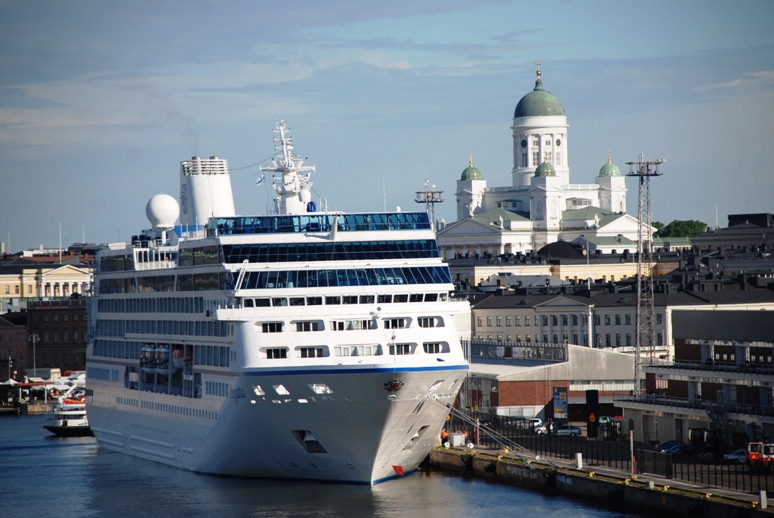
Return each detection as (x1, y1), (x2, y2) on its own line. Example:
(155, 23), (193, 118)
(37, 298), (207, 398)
(428, 445), (773, 517)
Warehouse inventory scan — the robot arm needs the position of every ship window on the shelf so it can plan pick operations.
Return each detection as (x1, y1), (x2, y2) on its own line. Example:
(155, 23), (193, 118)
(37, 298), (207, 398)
(384, 318), (407, 329)
(393, 294), (408, 303)
(359, 295), (375, 304)
(329, 320), (375, 331)
(254, 298), (270, 307)
(409, 294), (423, 303)
(342, 296), (358, 305)
(295, 321), (322, 332)
(272, 297), (288, 307)
(306, 297), (322, 306)
(262, 322), (284, 333)
(333, 345), (381, 356)
(309, 383), (333, 394)
(289, 297), (305, 306)
(266, 348), (287, 359)
(423, 342), (442, 354)
(325, 296), (341, 305)
(377, 295), (392, 303)
(244, 299), (254, 308)
(273, 384), (290, 395)
(298, 347), (326, 358)
(389, 343), (413, 355)
(424, 293), (438, 302)
(418, 317), (444, 328)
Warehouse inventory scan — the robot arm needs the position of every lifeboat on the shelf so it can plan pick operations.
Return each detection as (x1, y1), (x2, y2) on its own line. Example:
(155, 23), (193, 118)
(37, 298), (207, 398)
(155, 345), (170, 375)
(141, 345), (156, 374)
(171, 348), (188, 372)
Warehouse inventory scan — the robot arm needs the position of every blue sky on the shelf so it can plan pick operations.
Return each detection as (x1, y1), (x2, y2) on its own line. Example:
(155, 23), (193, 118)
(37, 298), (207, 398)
(1, 0), (773, 252)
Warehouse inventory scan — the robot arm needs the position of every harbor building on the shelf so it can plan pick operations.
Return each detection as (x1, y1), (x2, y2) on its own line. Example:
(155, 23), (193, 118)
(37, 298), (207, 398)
(437, 63), (644, 257)
(615, 310), (774, 446)
(467, 341), (634, 423)
(0, 311), (27, 382)
(26, 299), (88, 378)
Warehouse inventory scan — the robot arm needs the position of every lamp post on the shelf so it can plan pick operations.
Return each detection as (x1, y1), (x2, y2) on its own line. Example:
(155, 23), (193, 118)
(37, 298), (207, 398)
(29, 333), (39, 378)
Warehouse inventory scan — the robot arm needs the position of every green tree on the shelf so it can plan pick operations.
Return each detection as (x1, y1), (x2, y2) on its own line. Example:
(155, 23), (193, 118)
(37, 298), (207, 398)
(656, 220), (707, 238)
(652, 221), (665, 236)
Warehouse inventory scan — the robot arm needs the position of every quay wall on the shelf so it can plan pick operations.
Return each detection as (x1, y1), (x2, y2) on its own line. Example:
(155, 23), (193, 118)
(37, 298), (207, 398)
(428, 448), (773, 518)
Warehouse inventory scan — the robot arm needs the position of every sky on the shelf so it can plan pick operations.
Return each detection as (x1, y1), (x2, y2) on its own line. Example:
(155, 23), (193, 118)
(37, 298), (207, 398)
(1, 0), (773, 253)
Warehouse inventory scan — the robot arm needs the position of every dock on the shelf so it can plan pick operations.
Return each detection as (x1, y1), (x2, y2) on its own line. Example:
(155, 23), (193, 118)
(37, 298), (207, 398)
(428, 445), (773, 517)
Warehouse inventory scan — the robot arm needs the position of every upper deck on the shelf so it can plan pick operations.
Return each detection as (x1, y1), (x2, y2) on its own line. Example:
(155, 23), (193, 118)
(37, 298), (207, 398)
(209, 212), (431, 236)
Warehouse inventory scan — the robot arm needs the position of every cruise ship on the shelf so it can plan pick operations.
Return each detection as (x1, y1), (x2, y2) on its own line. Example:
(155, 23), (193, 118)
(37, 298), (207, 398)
(85, 121), (469, 484)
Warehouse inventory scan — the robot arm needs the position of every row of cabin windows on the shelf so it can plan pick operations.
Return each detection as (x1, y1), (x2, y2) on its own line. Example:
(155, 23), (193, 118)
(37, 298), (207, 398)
(243, 292), (447, 308)
(260, 317), (443, 333)
(98, 296), (206, 314)
(96, 319), (233, 338)
(263, 342), (448, 359)
(478, 313), (665, 328)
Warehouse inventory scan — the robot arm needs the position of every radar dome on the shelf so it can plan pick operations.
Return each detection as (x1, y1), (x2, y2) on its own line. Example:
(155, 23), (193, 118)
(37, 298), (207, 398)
(299, 190), (312, 203)
(146, 194), (180, 230)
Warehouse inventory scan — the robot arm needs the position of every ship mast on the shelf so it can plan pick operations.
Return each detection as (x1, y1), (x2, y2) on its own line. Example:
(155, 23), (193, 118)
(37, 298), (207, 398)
(260, 120), (316, 215)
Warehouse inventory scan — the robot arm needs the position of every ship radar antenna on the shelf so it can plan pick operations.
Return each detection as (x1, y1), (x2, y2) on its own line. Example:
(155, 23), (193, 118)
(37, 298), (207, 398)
(260, 120), (318, 215)
(415, 177), (444, 231)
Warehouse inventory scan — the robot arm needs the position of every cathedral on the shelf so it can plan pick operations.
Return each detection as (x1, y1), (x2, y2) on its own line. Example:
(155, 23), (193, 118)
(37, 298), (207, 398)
(436, 63), (642, 258)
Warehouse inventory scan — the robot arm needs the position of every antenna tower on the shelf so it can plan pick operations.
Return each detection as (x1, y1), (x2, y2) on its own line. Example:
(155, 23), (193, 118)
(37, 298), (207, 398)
(415, 177), (444, 231)
(626, 155), (664, 394)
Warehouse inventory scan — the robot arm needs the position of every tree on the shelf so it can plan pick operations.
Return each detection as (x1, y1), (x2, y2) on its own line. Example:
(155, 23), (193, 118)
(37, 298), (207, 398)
(656, 220), (707, 238)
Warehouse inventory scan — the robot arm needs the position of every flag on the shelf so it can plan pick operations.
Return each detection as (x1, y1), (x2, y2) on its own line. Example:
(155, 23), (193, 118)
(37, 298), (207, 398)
(392, 465), (405, 476)
(255, 174), (265, 186)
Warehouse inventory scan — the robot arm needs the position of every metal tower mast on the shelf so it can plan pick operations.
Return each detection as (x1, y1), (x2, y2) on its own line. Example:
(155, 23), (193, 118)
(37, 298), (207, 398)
(415, 177), (444, 231)
(626, 155), (664, 394)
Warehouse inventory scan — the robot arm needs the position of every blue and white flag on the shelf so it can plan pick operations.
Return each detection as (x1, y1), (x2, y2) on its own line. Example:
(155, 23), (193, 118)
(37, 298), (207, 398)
(255, 174), (265, 186)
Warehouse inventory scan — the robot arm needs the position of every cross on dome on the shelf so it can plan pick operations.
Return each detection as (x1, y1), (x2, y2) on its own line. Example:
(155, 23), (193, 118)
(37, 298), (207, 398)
(535, 60), (542, 79)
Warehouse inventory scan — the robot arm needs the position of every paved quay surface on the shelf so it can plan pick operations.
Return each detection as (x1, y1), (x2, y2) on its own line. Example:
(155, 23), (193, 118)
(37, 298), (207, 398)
(462, 443), (773, 510)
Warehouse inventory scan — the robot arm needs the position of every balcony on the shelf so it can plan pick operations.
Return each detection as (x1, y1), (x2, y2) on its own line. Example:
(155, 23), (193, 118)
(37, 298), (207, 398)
(646, 358), (774, 386)
(614, 394), (774, 424)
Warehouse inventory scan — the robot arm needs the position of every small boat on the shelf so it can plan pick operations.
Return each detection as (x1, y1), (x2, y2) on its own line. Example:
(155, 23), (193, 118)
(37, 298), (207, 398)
(44, 401), (93, 437)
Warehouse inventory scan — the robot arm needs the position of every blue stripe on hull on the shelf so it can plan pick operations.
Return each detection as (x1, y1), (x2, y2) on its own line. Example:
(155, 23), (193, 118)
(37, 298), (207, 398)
(242, 364), (468, 377)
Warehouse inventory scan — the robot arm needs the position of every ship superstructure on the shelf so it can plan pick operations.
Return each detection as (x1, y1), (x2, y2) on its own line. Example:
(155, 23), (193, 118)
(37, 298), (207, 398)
(86, 121), (469, 484)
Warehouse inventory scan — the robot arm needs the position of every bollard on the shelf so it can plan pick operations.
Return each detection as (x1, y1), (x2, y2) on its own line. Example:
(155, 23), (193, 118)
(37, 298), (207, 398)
(760, 490), (768, 510)
(575, 452), (583, 470)
(648, 481), (655, 490)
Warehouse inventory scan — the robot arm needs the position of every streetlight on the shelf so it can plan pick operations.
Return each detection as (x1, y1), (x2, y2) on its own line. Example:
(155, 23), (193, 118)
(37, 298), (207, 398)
(29, 333), (39, 378)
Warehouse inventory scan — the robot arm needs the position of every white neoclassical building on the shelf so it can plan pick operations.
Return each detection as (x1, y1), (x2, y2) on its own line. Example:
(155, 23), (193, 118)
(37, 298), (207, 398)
(438, 63), (644, 258)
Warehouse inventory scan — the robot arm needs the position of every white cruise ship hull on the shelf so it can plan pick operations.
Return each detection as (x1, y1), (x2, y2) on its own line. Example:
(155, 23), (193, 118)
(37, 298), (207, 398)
(88, 364), (465, 483)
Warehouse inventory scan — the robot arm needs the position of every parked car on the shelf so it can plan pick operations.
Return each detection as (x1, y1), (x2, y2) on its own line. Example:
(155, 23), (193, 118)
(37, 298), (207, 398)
(723, 448), (747, 463)
(535, 424), (548, 434)
(655, 440), (685, 452)
(555, 425), (582, 437)
(598, 416), (613, 425)
(665, 443), (697, 455)
(526, 418), (543, 429)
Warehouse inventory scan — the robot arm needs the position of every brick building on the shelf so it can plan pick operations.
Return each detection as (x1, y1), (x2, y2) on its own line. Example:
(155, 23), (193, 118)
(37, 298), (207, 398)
(27, 298), (88, 376)
(0, 312), (27, 381)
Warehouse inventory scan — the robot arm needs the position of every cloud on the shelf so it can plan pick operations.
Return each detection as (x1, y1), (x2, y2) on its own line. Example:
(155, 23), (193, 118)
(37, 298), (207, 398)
(0, 87), (67, 109)
(694, 69), (774, 93)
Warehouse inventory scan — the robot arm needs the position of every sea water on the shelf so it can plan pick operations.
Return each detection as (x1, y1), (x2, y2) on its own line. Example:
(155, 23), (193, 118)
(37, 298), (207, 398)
(0, 414), (647, 517)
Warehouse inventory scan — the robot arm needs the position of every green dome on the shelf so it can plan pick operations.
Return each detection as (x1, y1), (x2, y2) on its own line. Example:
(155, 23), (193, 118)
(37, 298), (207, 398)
(534, 159), (556, 177)
(514, 78), (565, 118)
(598, 154), (621, 177)
(460, 155), (483, 180)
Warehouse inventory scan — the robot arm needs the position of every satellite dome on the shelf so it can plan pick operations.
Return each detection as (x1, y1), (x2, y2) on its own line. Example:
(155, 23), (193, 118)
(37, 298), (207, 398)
(146, 194), (180, 230)
(299, 189), (312, 203)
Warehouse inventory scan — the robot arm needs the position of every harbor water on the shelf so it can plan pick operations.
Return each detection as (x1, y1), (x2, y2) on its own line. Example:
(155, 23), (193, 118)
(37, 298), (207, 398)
(1, 414), (648, 517)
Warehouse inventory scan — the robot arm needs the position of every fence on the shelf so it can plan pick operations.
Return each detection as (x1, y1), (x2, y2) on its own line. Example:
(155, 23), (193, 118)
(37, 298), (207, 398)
(448, 412), (773, 494)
